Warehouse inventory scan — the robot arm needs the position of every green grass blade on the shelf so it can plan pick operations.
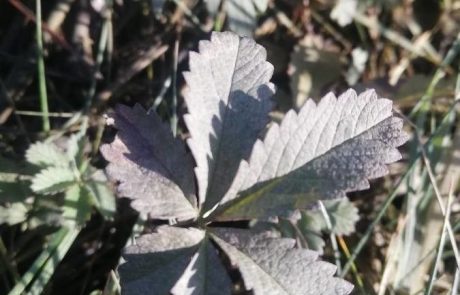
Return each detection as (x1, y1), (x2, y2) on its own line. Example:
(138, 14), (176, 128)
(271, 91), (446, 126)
(36, 0), (50, 132)
(27, 227), (79, 295)
(7, 227), (78, 295)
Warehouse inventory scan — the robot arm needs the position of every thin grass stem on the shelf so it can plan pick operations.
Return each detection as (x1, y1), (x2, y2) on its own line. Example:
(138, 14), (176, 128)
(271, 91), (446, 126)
(36, 0), (50, 132)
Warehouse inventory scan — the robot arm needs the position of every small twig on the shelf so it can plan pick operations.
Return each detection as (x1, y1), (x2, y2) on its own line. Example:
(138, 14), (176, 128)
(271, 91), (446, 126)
(310, 10), (352, 52)
(272, 6), (302, 37)
(85, 2), (112, 111)
(8, 0), (72, 50)
(353, 12), (443, 66)
(95, 44), (168, 105)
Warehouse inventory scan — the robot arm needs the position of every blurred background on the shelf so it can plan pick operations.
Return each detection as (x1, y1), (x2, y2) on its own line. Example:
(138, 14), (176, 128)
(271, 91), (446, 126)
(0, 0), (460, 294)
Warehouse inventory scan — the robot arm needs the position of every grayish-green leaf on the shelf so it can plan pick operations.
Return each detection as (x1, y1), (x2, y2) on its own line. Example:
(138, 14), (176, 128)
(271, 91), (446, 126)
(276, 199), (358, 253)
(171, 236), (232, 295)
(218, 89), (408, 219)
(100, 104), (197, 220)
(67, 127), (87, 168)
(85, 170), (116, 219)
(310, 199), (360, 236)
(31, 166), (76, 194)
(0, 202), (28, 225)
(205, 0), (269, 36)
(296, 212), (326, 252)
(184, 31), (274, 210)
(26, 142), (69, 168)
(119, 226), (204, 295)
(212, 228), (353, 294)
(62, 184), (92, 225)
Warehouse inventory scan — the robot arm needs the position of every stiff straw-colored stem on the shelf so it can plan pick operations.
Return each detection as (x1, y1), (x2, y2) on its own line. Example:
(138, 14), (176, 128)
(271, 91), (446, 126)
(318, 201), (342, 273)
(424, 181), (454, 295)
(36, 0), (50, 132)
(337, 236), (364, 290)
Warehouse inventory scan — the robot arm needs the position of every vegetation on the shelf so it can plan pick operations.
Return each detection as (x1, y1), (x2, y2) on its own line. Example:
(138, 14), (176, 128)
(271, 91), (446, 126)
(0, 0), (459, 294)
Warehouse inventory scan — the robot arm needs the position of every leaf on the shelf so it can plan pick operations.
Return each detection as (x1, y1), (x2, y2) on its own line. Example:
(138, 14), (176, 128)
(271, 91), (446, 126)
(0, 202), (28, 225)
(119, 226), (204, 295)
(218, 89), (408, 220)
(276, 199), (358, 253)
(171, 236), (232, 295)
(66, 128), (87, 168)
(296, 212), (326, 252)
(31, 166), (76, 194)
(26, 142), (69, 168)
(62, 184), (93, 225)
(184, 31), (274, 210)
(100, 104), (197, 220)
(211, 228), (353, 294)
(205, 0), (269, 36)
(311, 199), (360, 236)
(85, 170), (116, 219)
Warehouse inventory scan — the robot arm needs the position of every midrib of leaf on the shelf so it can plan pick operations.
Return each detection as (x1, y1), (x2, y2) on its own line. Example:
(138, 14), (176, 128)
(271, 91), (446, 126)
(207, 177), (282, 220)
(211, 233), (290, 295)
(204, 38), (243, 210)
(214, 111), (393, 219)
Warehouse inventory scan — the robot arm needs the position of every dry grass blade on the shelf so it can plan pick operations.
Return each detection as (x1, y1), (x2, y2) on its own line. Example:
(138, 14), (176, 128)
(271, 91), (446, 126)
(95, 44), (168, 105)
(353, 12), (442, 66)
(424, 180), (455, 295)
(402, 114), (460, 273)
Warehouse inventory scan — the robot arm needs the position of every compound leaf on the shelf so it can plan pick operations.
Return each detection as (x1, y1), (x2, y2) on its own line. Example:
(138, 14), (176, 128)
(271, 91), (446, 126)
(211, 228), (353, 294)
(171, 236), (232, 295)
(62, 184), (92, 225)
(85, 170), (116, 219)
(100, 104), (197, 220)
(31, 166), (76, 194)
(119, 226), (204, 295)
(218, 89), (408, 219)
(26, 141), (69, 168)
(184, 31), (274, 210)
